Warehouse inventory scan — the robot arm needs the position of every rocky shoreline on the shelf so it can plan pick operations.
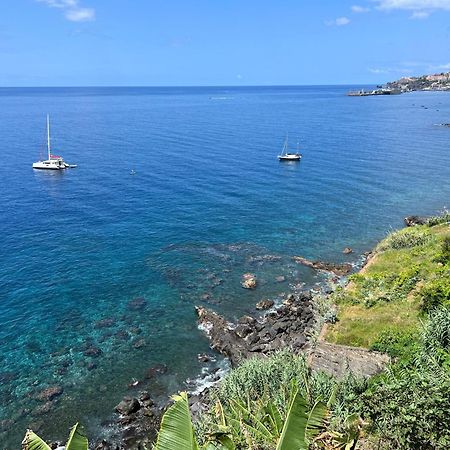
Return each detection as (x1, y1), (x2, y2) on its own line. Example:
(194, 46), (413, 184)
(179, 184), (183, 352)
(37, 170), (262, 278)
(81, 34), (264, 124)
(86, 249), (388, 450)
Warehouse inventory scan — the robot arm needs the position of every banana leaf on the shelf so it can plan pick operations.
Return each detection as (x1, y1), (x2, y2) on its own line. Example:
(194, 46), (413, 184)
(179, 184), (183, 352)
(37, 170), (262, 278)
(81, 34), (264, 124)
(21, 430), (51, 450)
(65, 423), (88, 450)
(276, 391), (309, 450)
(154, 392), (199, 450)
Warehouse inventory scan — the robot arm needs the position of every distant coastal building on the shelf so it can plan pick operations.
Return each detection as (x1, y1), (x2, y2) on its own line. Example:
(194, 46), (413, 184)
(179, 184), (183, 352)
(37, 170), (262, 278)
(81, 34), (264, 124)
(426, 73), (449, 82)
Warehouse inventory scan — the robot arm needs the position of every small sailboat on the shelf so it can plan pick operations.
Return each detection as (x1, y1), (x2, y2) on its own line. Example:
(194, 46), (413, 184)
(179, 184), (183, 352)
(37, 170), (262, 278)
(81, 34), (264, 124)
(32, 115), (77, 170)
(278, 136), (302, 161)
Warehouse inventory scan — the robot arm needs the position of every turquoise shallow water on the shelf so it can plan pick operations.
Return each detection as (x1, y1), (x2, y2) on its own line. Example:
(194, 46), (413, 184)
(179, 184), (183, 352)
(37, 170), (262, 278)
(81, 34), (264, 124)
(0, 86), (449, 447)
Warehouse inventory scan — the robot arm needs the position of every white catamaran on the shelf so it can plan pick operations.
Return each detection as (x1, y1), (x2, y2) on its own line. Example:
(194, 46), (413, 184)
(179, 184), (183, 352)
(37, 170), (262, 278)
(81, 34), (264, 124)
(32, 115), (77, 170)
(278, 136), (302, 161)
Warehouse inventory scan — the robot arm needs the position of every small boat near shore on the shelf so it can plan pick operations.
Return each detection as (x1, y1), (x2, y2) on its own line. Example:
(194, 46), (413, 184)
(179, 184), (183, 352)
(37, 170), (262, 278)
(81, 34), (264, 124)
(278, 136), (302, 161)
(32, 115), (77, 170)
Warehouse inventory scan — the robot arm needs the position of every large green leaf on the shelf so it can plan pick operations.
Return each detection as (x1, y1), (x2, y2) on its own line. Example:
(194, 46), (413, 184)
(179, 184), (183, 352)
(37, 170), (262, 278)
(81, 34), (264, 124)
(21, 430), (51, 450)
(276, 391), (309, 450)
(65, 423), (88, 450)
(306, 400), (328, 440)
(155, 392), (199, 450)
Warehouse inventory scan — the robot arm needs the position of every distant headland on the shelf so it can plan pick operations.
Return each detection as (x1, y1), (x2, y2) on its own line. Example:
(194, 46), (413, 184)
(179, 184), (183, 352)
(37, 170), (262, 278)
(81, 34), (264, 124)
(348, 71), (450, 96)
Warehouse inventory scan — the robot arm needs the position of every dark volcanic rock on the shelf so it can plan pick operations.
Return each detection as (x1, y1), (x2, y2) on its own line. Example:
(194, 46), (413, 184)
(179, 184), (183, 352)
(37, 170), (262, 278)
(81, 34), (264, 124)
(404, 215), (429, 227)
(196, 291), (316, 366)
(293, 256), (352, 276)
(115, 397), (141, 416)
(343, 247), (353, 254)
(256, 299), (274, 310)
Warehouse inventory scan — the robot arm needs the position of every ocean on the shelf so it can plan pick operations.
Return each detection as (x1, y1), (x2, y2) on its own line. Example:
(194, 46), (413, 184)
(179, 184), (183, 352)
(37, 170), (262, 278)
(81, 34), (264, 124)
(0, 86), (449, 447)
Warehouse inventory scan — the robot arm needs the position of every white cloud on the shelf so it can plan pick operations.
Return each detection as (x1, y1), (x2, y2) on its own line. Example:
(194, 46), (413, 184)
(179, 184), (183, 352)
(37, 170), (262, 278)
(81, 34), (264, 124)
(410, 10), (431, 17)
(351, 5), (371, 12)
(37, 0), (95, 22)
(375, 0), (450, 10)
(374, 0), (450, 17)
(325, 16), (351, 26)
(368, 66), (414, 74)
(65, 7), (95, 21)
(430, 62), (450, 70)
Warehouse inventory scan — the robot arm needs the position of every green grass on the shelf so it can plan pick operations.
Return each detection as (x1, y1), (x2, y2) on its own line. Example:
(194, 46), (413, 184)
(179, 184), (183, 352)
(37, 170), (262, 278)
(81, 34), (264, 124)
(325, 223), (450, 348)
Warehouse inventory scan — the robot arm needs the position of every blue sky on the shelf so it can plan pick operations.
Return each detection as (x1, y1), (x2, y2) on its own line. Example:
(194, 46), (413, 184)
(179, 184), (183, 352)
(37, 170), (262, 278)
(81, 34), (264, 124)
(1, 0), (449, 86)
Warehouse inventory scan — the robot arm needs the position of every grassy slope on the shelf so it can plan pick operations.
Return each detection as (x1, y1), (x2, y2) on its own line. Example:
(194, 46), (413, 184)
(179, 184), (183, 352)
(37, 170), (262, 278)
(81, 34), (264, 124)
(325, 223), (450, 348)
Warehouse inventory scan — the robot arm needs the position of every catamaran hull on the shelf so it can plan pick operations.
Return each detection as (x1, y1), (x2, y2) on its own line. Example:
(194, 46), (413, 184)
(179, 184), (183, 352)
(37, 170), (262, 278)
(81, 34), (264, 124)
(278, 156), (301, 161)
(32, 166), (65, 170)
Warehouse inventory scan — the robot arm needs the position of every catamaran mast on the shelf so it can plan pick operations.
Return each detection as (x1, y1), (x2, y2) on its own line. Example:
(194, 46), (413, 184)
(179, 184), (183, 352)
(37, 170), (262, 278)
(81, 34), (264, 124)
(47, 114), (51, 160)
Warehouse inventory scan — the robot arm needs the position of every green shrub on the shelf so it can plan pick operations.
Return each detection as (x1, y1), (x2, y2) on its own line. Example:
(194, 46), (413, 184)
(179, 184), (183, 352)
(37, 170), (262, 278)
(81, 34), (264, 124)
(360, 370), (450, 450)
(377, 227), (433, 252)
(370, 328), (420, 359)
(435, 236), (450, 265)
(422, 306), (450, 364)
(427, 210), (450, 227)
(420, 275), (450, 312)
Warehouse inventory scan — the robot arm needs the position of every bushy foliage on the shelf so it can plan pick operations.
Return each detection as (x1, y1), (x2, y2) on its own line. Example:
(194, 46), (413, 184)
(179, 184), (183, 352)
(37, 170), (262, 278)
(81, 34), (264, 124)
(360, 307), (450, 449)
(420, 274), (450, 312)
(376, 227), (433, 252)
(427, 210), (450, 227)
(435, 236), (450, 265)
(360, 370), (450, 450)
(346, 266), (420, 308)
(421, 306), (450, 365)
(197, 350), (367, 448)
(370, 328), (420, 359)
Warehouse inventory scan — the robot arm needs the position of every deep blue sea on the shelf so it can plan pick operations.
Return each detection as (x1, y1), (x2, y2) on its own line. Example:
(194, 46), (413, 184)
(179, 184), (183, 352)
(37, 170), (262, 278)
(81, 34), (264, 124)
(0, 86), (449, 447)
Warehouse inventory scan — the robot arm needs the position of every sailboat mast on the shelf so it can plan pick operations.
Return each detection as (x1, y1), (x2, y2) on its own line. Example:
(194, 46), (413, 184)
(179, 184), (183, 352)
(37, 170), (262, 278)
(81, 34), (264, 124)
(47, 114), (51, 160)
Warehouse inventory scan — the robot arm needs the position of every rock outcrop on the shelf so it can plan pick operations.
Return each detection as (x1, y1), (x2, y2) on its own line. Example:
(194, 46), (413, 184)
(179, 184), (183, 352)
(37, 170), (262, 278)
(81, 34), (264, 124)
(196, 291), (315, 366)
(308, 342), (390, 379)
(241, 273), (257, 289)
(293, 257), (352, 276)
(404, 215), (429, 227)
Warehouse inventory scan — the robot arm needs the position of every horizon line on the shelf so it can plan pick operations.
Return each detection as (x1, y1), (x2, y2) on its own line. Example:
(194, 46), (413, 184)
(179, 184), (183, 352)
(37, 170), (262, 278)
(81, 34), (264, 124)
(0, 82), (380, 89)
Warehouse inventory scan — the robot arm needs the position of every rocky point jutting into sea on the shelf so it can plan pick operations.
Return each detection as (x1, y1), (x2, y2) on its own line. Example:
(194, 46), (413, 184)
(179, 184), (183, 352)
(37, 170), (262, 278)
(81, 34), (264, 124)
(89, 241), (395, 449)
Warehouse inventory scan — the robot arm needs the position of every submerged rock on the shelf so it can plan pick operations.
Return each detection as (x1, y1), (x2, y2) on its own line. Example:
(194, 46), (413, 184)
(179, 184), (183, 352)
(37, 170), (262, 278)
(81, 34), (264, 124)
(83, 346), (102, 358)
(36, 386), (63, 402)
(127, 297), (147, 311)
(95, 318), (116, 329)
(145, 364), (168, 379)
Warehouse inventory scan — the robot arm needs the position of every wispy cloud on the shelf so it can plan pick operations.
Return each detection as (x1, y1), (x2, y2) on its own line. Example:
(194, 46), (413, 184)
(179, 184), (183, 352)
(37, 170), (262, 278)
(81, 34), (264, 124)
(410, 10), (431, 18)
(351, 5), (371, 13)
(37, 0), (95, 22)
(373, 0), (450, 18)
(429, 62), (450, 70)
(368, 66), (413, 74)
(325, 16), (351, 26)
